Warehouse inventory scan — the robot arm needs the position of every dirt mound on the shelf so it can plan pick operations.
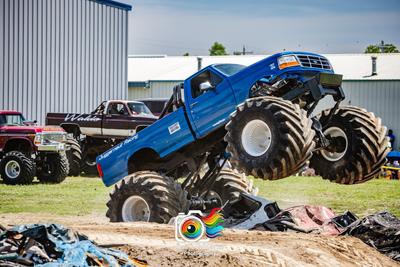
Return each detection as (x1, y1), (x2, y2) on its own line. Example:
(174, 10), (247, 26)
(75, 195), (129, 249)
(1, 214), (399, 267)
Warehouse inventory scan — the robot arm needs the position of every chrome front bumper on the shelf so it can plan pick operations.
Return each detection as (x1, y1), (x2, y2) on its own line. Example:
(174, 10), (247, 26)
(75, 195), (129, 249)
(36, 143), (66, 152)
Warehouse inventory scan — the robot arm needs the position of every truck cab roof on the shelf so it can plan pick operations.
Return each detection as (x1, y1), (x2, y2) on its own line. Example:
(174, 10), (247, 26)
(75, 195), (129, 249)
(0, 110), (22, 115)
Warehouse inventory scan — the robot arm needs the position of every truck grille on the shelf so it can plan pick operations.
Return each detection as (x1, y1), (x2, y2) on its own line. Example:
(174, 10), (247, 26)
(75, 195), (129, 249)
(42, 133), (66, 143)
(296, 55), (331, 70)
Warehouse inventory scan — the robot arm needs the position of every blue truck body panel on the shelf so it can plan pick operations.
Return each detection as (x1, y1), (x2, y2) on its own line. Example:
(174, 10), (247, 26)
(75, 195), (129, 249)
(97, 51), (336, 186)
(98, 107), (195, 186)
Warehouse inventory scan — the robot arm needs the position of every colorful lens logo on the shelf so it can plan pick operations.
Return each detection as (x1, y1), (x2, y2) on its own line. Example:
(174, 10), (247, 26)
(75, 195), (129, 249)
(175, 208), (224, 242)
(179, 215), (205, 242)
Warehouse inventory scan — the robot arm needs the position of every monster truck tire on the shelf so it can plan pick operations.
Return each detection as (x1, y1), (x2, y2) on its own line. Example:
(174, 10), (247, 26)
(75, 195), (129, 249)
(201, 169), (258, 207)
(0, 151), (36, 185)
(225, 96), (315, 180)
(310, 106), (389, 184)
(82, 156), (98, 176)
(66, 137), (82, 176)
(106, 171), (190, 223)
(37, 153), (69, 183)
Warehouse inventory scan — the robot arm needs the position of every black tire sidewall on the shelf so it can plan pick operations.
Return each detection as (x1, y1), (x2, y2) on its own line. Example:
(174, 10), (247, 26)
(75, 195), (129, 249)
(309, 106), (388, 184)
(115, 182), (160, 222)
(230, 106), (280, 168)
(37, 153), (68, 183)
(0, 152), (35, 184)
(107, 172), (189, 223)
(206, 173), (249, 206)
(66, 137), (82, 176)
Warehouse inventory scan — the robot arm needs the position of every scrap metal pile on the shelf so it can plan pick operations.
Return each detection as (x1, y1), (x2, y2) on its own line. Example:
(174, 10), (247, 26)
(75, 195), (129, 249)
(224, 194), (400, 261)
(0, 224), (147, 267)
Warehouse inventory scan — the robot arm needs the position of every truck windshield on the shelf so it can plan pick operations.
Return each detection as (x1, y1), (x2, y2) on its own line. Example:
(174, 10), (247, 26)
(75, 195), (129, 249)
(213, 64), (246, 76)
(127, 102), (154, 116)
(0, 114), (25, 126)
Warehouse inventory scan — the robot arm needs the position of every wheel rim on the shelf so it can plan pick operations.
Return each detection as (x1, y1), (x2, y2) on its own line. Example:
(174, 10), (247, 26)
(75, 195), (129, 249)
(241, 119), (272, 157)
(5, 160), (21, 179)
(85, 158), (96, 167)
(321, 127), (348, 161)
(122, 196), (151, 222)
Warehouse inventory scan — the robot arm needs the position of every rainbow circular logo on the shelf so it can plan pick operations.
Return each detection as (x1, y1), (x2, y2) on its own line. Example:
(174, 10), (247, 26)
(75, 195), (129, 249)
(178, 215), (205, 242)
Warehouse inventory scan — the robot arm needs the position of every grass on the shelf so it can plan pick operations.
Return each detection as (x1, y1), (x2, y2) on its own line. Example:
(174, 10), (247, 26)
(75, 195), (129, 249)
(254, 176), (400, 217)
(0, 177), (109, 215)
(0, 176), (399, 217)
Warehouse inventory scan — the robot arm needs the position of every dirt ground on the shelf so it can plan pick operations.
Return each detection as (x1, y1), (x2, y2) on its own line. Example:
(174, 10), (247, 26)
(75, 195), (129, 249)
(1, 213), (398, 267)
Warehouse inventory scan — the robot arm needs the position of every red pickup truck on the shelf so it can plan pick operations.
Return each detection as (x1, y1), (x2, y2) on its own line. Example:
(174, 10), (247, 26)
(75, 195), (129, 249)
(46, 100), (157, 175)
(0, 110), (68, 184)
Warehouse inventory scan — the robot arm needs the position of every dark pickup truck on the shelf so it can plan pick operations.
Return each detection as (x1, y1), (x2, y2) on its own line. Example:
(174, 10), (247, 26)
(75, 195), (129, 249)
(46, 100), (157, 175)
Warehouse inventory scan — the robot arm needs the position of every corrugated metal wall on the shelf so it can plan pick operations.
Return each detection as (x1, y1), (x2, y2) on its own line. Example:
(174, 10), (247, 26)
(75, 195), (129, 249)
(0, 0), (129, 124)
(128, 81), (181, 99)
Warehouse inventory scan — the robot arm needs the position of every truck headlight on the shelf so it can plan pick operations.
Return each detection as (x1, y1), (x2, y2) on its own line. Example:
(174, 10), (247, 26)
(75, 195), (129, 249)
(277, 55), (300, 70)
(34, 133), (43, 145)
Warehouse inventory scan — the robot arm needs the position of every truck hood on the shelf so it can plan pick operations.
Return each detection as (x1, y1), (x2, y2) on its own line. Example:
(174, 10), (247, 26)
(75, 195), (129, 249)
(0, 125), (65, 134)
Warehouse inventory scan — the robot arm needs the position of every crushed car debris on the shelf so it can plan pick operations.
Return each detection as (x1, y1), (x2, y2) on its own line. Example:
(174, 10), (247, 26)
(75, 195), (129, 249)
(0, 224), (147, 267)
(343, 211), (400, 261)
(223, 193), (400, 261)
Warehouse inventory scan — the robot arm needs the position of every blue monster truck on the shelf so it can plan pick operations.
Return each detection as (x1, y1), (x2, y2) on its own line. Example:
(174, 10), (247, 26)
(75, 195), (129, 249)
(97, 52), (389, 223)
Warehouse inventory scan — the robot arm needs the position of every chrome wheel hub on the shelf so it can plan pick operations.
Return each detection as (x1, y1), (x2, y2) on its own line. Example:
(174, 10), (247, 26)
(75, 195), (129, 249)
(321, 127), (348, 161)
(5, 160), (21, 179)
(121, 196), (151, 222)
(241, 119), (272, 157)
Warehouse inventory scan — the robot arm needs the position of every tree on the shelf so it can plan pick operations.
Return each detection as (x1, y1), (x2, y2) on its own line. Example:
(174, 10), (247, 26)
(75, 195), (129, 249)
(384, 44), (399, 53)
(365, 41), (399, 53)
(365, 45), (380, 53)
(183, 52), (190, 56)
(209, 42), (228, 56)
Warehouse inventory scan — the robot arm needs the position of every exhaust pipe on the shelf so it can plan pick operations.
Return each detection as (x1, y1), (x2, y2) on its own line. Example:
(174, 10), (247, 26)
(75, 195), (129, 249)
(371, 56), (377, 76)
(197, 57), (203, 71)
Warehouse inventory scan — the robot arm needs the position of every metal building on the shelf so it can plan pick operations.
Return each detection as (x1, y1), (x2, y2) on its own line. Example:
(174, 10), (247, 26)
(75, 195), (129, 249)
(127, 53), (400, 148)
(0, 0), (131, 124)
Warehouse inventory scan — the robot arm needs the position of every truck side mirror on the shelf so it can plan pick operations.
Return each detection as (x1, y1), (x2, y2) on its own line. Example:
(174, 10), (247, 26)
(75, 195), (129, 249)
(24, 120), (37, 126)
(199, 81), (214, 92)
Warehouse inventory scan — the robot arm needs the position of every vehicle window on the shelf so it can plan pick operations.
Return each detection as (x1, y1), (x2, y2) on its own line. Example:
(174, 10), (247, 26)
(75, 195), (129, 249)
(144, 101), (166, 114)
(127, 102), (153, 116)
(213, 64), (246, 76)
(92, 102), (106, 115)
(108, 103), (128, 115)
(0, 114), (25, 126)
(143, 102), (154, 112)
(191, 70), (223, 98)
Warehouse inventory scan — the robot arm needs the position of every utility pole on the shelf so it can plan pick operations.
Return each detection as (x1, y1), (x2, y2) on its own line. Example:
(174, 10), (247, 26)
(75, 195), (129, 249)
(378, 40), (385, 53)
(234, 45), (253, 55)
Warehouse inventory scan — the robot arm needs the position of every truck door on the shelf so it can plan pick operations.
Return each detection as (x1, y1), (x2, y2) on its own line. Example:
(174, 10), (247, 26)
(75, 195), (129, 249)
(186, 69), (236, 137)
(103, 102), (136, 137)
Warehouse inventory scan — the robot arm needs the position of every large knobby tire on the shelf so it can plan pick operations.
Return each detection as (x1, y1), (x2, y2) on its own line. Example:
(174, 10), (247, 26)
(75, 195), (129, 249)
(0, 151), (36, 185)
(66, 137), (82, 176)
(82, 155), (99, 176)
(106, 171), (190, 223)
(310, 106), (389, 184)
(37, 153), (69, 183)
(225, 96), (315, 180)
(201, 169), (258, 207)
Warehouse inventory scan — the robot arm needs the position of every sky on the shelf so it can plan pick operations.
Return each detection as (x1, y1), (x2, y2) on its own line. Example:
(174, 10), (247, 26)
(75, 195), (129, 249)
(119, 0), (400, 56)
